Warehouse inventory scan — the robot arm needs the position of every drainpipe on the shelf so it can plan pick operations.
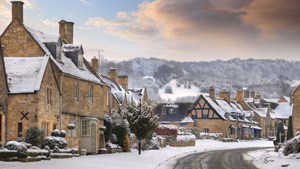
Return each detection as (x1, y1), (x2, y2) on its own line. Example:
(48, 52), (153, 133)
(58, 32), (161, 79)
(60, 74), (63, 130)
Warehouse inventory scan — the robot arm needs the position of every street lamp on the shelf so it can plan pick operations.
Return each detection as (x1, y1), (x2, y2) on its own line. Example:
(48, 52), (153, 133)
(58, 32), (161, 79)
(138, 97), (142, 155)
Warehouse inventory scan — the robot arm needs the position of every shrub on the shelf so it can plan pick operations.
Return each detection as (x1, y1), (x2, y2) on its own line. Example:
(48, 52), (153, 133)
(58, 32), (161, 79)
(60, 130), (66, 138)
(43, 136), (68, 149)
(25, 127), (45, 148)
(5, 141), (28, 151)
(51, 129), (60, 137)
(112, 125), (129, 149)
(104, 114), (113, 142)
(164, 85), (173, 94)
(276, 122), (285, 143)
(287, 116), (294, 140)
(122, 134), (131, 152)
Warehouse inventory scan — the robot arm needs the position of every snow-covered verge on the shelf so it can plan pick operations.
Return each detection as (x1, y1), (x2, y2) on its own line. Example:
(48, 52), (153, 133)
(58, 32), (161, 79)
(0, 139), (272, 169)
(245, 148), (300, 169)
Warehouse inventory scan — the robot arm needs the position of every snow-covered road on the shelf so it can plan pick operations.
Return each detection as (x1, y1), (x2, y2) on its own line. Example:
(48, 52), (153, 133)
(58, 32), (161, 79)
(0, 140), (273, 169)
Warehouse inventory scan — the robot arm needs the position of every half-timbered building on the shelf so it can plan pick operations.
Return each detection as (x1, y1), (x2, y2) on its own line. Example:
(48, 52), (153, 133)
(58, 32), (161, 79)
(188, 87), (261, 139)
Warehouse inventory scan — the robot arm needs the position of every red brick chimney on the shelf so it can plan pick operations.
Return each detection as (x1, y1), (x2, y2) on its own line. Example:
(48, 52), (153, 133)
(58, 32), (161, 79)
(59, 20), (74, 44)
(11, 1), (24, 23)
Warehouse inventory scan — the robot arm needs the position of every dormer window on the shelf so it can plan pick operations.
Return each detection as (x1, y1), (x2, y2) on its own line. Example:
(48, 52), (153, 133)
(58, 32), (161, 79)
(78, 53), (83, 68)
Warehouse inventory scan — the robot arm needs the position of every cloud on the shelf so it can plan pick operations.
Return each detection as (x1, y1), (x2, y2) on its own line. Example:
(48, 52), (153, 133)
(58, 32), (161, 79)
(241, 0), (300, 41)
(79, 0), (92, 6)
(41, 19), (58, 28)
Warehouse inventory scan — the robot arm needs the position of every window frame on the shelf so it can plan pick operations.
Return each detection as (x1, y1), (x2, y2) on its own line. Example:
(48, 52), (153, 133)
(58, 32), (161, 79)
(74, 82), (79, 101)
(46, 87), (52, 105)
(81, 119), (90, 136)
(88, 85), (93, 103)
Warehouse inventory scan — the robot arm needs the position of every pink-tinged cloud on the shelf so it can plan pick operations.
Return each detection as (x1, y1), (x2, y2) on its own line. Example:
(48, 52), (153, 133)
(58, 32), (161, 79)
(84, 0), (300, 61)
(242, 0), (300, 41)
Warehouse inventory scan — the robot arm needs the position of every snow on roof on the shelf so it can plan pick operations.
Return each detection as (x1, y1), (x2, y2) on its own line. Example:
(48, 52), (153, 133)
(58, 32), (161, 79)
(128, 88), (145, 104)
(25, 26), (58, 43)
(5, 56), (48, 94)
(181, 116), (194, 123)
(101, 75), (128, 104)
(264, 99), (279, 103)
(51, 53), (101, 84)
(25, 26), (56, 54)
(244, 98), (254, 103)
(272, 102), (292, 119)
(62, 44), (81, 52)
(255, 108), (268, 117)
(25, 25), (101, 84)
(215, 99), (236, 113)
(202, 95), (226, 119)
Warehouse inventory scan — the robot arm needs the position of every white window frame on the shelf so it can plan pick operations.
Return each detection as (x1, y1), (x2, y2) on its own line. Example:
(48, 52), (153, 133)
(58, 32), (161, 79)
(88, 85), (93, 103)
(81, 119), (90, 136)
(74, 82), (79, 100)
(78, 53), (83, 68)
(56, 44), (61, 61)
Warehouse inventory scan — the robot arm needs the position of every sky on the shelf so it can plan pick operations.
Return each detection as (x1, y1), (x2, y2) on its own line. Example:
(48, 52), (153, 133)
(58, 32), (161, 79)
(0, 0), (300, 62)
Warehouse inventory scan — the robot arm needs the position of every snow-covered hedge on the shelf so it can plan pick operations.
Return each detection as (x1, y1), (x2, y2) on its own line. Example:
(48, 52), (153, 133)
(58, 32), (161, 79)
(199, 132), (223, 140)
(176, 134), (196, 142)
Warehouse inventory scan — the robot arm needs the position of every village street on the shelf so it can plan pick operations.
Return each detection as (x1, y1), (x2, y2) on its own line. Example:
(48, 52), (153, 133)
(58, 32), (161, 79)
(0, 140), (273, 169)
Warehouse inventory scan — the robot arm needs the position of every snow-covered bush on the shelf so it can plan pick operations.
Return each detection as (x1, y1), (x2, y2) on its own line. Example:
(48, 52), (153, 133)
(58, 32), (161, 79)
(164, 85), (173, 94)
(104, 114), (113, 142)
(279, 135), (300, 156)
(51, 129), (60, 137)
(5, 141), (28, 151)
(25, 127), (45, 148)
(60, 130), (66, 138)
(43, 136), (68, 149)
(199, 132), (223, 140)
(146, 137), (160, 150)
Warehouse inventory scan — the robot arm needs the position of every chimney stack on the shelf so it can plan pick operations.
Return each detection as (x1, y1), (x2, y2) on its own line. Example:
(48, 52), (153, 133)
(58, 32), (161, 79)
(244, 90), (250, 98)
(108, 68), (117, 82)
(219, 91), (231, 103)
(250, 90), (255, 98)
(118, 75), (128, 90)
(91, 56), (99, 73)
(12, 1), (24, 23)
(209, 86), (215, 100)
(59, 20), (74, 44)
(236, 90), (243, 103)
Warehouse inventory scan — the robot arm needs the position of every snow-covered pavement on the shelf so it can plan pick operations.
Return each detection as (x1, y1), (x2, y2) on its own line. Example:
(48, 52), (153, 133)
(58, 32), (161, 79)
(0, 139), (272, 169)
(245, 148), (300, 169)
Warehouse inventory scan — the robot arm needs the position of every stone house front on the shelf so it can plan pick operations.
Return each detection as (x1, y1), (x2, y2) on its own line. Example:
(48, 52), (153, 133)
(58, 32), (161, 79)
(0, 1), (107, 153)
(292, 85), (300, 134)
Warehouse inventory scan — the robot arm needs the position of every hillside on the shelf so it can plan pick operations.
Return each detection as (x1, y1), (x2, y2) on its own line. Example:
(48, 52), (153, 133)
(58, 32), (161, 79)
(99, 57), (300, 102)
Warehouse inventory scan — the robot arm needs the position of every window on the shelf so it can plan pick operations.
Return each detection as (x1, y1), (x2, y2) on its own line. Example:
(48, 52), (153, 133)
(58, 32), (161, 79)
(81, 120), (90, 136)
(88, 85), (93, 103)
(42, 122), (49, 136)
(203, 113), (208, 119)
(106, 90), (109, 106)
(46, 88), (52, 105)
(78, 53), (83, 68)
(74, 82), (79, 100)
(161, 108), (166, 115)
(18, 123), (22, 137)
(56, 44), (61, 61)
(204, 128), (209, 133)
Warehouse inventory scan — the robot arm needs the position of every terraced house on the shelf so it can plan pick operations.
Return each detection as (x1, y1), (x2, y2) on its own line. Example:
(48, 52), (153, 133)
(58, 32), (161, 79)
(0, 1), (110, 153)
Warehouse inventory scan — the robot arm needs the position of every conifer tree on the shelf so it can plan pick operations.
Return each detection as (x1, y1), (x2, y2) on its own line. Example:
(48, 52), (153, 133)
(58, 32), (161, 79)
(287, 116), (294, 140)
